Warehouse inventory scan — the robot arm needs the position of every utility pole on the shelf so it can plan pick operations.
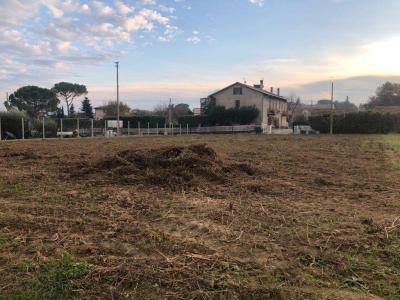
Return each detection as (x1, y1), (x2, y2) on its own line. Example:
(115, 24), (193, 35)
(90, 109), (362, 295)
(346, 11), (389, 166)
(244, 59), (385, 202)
(330, 82), (334, 135)
(115, 61), (120, 136)
(168, 98), (173, 127)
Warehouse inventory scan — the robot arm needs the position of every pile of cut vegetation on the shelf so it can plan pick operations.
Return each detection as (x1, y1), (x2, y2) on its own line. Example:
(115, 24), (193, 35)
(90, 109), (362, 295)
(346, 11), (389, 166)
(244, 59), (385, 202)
(87, 144), (256, 189)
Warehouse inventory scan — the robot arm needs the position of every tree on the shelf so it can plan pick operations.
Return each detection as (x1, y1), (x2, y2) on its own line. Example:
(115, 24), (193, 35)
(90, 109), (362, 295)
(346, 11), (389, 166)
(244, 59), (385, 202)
(70, 104), (76, 117)
(153, 103), (169, 118)
(4, 86), (59, 119)
(102, 101), (131, 117)
(335, 97), (358, 112)
(56, 106), (65, 118)
(367, 82), (400, 108)
(52, 82), (88, 117)
(173, 103), (193, 117)
(201, 97), (216, 115)
(81, 97), (94, 118)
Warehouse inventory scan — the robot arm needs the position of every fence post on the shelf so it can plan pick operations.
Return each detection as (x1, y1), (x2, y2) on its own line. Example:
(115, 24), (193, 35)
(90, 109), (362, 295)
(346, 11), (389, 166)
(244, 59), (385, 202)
(187, 124), (189, 135)
(91, 119), (94, 138)
(147, 122), (150, 135)
(77, 118), (80, 138)
(21, 118), (25, 140)
(156, 123), (159, 135)
(0, 117), (2, 141)
(171, 124), (174, 136)
(164, 123), (167, 136)
(42, 117), (45, 139)
(60, 119), (63, 138)
(179, 124), (182, 135)
(138, 122), (141, 136)
(104, 120), (107, 136)
(128, 121), (130, 136)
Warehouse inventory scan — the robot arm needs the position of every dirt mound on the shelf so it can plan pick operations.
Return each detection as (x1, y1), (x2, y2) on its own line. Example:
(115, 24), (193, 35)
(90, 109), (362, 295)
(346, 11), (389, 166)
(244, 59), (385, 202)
(89, 144), (257, 189)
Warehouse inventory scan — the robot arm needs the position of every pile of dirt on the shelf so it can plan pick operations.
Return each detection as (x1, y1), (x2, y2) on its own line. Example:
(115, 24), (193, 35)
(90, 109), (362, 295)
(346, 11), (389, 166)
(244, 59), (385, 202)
(86, 144), (257, 189)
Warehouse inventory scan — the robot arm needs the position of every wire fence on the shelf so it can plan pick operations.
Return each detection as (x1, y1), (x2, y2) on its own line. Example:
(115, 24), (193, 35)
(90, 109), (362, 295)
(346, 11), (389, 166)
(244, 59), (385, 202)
(0, 117), (270, 141)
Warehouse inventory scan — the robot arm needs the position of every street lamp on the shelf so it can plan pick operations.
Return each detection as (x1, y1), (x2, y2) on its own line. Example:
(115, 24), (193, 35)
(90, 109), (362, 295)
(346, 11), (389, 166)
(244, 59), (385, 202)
(115, 61), (120, 135)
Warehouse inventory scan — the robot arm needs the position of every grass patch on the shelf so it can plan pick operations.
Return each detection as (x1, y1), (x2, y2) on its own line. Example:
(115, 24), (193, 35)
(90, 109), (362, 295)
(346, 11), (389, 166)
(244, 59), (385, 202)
(0, 253), (92, 300)
(383, 134), (400, 149)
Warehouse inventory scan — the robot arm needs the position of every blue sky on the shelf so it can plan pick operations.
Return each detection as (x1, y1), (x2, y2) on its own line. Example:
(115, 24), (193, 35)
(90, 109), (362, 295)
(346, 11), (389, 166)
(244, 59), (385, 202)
(1, 0), (400, 110)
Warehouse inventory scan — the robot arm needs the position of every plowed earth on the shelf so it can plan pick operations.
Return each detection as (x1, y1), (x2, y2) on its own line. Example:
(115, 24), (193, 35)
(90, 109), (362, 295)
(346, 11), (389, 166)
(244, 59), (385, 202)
(0, 135), (399, 299)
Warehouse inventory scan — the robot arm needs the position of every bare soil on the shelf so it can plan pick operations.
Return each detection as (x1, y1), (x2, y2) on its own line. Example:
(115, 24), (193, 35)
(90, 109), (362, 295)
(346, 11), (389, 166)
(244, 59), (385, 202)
(0, 134), (399, 299)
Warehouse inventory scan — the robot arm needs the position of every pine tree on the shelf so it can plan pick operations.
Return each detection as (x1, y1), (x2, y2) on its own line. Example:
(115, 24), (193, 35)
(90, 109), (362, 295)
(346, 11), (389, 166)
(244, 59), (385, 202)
(81, 97), (94, 118)
(70, 104), (76, 117)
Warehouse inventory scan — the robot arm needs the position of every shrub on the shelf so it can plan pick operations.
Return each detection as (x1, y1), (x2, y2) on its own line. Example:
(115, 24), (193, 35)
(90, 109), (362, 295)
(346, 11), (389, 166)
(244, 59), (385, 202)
(178, 115), (207, 127)
(0, 111), (28, 139)
(30, 118), (58, 138)
(207, 106), (260, 126)
(309, 112), (400, 134)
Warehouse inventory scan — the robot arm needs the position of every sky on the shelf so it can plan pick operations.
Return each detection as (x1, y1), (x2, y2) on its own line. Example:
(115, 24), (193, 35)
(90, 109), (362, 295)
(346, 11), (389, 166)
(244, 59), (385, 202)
(1, 0), (400, 110)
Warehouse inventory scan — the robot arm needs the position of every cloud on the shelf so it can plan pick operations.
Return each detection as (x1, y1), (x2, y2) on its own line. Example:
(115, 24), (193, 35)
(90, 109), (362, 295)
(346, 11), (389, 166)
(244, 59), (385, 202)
(248, 0), (265, 6)
(0, 0), (177, 84)
(286, 75), (400, 104)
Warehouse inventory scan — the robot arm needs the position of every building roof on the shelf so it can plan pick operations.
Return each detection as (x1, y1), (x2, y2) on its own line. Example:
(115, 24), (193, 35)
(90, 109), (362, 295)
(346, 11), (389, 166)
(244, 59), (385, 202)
(208, 82), (288, 102)
(372, 106), (400, 114)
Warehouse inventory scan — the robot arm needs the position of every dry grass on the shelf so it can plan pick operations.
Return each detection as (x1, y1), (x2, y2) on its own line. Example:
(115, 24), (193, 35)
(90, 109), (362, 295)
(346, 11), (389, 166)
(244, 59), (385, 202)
(0, 134), (399, 299)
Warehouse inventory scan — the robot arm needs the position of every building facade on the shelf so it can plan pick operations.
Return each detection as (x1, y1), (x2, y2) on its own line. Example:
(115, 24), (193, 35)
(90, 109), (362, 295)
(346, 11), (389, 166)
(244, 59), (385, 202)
(203, 81), (288, 128)
(94, 106), (106, 120)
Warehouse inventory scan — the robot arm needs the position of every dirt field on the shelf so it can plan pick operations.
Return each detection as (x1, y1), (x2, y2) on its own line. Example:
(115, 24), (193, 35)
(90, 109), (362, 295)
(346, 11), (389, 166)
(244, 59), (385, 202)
(0, 134), (399, 299)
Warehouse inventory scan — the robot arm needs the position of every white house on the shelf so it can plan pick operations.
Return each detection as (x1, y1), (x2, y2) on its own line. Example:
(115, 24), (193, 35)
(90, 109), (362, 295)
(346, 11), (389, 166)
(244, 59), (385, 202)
(202, 80), (288, 128)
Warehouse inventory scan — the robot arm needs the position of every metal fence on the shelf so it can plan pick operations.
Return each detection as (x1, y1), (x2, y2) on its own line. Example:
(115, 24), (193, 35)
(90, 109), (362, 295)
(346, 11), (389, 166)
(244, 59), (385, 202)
(0, 117), (290, 141)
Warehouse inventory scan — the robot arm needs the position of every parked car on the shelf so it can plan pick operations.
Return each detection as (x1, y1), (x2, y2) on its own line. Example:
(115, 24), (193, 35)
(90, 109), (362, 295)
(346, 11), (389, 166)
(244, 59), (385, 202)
(293, 125), (319, 135)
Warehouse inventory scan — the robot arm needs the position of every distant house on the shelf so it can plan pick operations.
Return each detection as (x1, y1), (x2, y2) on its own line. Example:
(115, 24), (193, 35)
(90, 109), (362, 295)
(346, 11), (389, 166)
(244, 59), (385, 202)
(193, 108), (202, 116)
(372, 106), (400, 114)
(202, 80), (288, 128)
(302, 103), (335, 116)
(289, 99), (358, 121)
(94, 106), (106, 120)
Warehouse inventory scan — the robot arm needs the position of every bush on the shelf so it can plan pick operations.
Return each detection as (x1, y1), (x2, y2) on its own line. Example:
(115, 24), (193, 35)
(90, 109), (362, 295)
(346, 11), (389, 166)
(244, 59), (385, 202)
(0, 111), (28, 139)
(309, 112), (400, 134)
(30, 118), (58, 138)
(178, 115), (207, 127)
(207, 106), (260, 126)
(235, 106), (260, 125)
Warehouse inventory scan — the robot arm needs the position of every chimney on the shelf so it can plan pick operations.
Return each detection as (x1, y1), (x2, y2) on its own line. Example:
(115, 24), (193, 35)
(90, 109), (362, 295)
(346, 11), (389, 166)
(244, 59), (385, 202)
(270, 87), (274, 94)
(260, 80), (264, 89)
(277, 88), (280, 96)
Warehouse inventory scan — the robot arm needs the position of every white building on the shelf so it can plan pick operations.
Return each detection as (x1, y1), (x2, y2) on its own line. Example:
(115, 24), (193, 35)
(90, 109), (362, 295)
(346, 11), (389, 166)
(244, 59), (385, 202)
(203, 80), (288, 128)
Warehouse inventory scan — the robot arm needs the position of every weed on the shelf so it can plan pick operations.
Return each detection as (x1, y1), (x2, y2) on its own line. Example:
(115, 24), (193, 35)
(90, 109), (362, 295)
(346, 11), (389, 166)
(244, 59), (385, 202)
(0, 253), (92, 300)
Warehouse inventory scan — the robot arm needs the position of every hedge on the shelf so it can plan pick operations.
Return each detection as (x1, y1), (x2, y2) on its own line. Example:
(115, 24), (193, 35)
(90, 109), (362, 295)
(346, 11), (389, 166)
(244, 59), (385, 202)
(307, 112), (400, 134)
(177, 115), (207, 127)
(178, 106), (260, 127)
(0, 112), (28, 139)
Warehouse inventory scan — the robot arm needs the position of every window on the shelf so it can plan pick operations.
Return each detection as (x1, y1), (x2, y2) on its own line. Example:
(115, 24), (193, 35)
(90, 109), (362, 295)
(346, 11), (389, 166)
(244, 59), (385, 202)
(235, 100), (241, 109)
(233, 87), (242, 95)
